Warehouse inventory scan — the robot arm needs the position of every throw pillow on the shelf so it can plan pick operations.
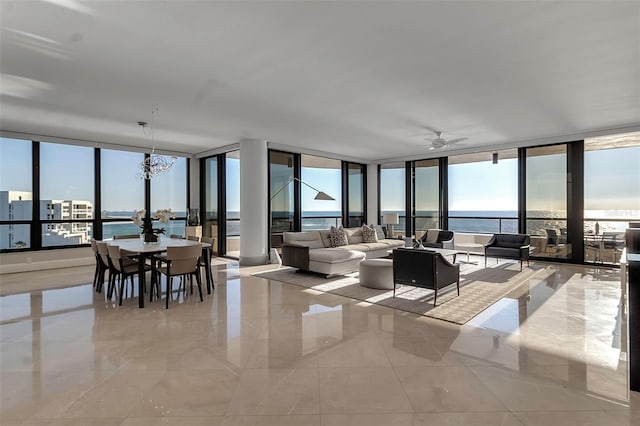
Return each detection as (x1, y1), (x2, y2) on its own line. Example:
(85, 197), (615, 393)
(426, 229), (440, 243)
(373, 224), (386, 240)
(329, 226), (348, 247)
(362, 225), (378, 243)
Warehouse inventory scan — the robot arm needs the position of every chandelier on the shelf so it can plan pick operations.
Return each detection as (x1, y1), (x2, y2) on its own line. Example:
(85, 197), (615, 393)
(136, 108), (178, 180)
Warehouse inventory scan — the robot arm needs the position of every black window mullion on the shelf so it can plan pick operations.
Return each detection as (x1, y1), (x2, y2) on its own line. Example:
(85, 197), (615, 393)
(341, 161), (349, 227)
(439, 157), (448, 230)
(567, 140), (585, 263)
(94, 148), (102, 240)
(518, 147), (526, 235)
(293, 154), (301, 232)
(218, 153), (227, 255)
(144, 153), (151, 219)
(32, 141), (41, 250)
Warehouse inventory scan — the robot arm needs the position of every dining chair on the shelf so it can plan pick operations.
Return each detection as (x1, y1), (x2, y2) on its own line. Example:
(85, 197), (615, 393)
(96, 241), (119, 297)
(187, 235), (200, 242)
(170, 234), (183, 239)
(108, 244), (152, 305)
(90, 239), (108, 292)
(200, 236), (215, 292)
(153, 244), (203, 309)
(113, 234), (141, 240)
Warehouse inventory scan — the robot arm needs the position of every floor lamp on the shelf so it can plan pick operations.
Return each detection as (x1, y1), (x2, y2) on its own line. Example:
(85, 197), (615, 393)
(383, 213), (399, 239)
(269, 177), (335, 263)
(270, 177), (335, 201)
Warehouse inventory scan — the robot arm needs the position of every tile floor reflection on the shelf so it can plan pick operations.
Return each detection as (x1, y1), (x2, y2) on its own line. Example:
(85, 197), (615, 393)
(1, 259), (638, 425)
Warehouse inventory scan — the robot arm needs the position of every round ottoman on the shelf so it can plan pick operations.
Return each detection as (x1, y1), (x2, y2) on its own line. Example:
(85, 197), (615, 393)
(359, 258), (394, 290)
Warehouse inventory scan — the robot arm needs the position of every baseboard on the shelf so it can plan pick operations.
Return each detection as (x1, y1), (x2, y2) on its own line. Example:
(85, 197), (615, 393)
(0, 257), (94, 274)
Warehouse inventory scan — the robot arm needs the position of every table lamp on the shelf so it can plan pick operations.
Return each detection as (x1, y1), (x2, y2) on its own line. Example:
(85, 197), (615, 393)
(383, 213), (399, 238)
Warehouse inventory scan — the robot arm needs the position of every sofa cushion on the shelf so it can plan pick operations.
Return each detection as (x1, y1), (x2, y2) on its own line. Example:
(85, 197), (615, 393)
(318, 229), (332, 248)
(329, 226), (349, 247)
(344, 227), (364, 244)
(361, 242), (389, 251)
(362, 225), (378, 243)
(283, 231), (324, 249)
(485, 247), (522, 258)
(373, 225), (386, 240)
(341, 244), (371, 252)
(379, 239), (405, 248)
(309, 248), (366, 264)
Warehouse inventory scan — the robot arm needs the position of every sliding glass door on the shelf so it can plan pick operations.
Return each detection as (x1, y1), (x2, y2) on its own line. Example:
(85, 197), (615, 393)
(414, 159), (440, 239)
(269, 151), (296, 247)
(525, 145), (570, 259)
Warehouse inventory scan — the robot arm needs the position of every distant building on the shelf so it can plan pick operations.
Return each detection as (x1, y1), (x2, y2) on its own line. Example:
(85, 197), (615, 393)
(0, 191), (93, 249)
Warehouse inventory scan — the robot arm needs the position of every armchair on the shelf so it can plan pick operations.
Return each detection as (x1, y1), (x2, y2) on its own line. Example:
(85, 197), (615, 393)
(419, 230), (454, 249)
(392, 248), (460, 306)
(484, 233), (530, 270)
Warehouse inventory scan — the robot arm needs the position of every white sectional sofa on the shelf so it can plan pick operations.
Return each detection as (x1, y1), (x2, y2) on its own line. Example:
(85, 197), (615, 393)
(281, 227), (405, 276)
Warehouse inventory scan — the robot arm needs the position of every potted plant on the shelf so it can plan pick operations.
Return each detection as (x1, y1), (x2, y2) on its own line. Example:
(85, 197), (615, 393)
(132, 209), (176, 243)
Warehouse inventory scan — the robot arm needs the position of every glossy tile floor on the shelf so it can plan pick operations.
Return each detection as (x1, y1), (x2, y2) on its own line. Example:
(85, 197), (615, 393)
(1, 258), (639, 425)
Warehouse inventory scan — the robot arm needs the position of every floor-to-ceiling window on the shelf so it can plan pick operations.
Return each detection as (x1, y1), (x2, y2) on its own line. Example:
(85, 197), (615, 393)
(40, 142), (94, 247)
(413, 159), (440, 238)
(0, 137), (189, 252)
(448, 150), (518, 234)
(0, 137), (32, 250)
(346, 162), (365, 227)
(584, 132), (640, 264)
(226, 150), (240, 258)
(301, 154), (342, 230)
(203, 156), (219, 254)
(525, 144), (570, 259)
(269, 151), (296, 246)
(380, 162), (406, 237)
(101, 149), (145, 239)
(150, 156), (187, 237)
(266, 150), (366, 249)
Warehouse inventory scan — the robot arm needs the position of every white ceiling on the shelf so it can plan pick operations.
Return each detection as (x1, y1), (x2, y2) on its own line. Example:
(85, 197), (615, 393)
(1, 1), (639, 161)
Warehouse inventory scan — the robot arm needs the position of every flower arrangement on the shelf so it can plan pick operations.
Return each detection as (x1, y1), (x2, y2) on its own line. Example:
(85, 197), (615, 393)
(132, 209), (176, 242)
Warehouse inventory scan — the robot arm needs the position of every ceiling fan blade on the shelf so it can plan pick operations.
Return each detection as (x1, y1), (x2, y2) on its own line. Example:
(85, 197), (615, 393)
(445, 137), (468, 145)
(422, 125), (441, 136)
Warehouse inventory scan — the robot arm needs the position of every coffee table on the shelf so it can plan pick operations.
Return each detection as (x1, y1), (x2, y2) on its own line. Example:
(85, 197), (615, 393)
(456, 242), (484, 264)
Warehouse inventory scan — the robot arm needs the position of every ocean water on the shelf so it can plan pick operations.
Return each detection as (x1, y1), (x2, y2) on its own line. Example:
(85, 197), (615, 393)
(102, 210), (637, 239)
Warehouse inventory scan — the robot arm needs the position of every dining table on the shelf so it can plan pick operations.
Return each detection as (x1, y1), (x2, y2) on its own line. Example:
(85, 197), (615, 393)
(106, 237), (212, 308)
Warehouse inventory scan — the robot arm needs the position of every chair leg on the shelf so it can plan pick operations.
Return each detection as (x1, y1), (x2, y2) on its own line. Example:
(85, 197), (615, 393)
(433, 287), (438, 307)
(195, 271), (203, 302)
(166, 275), (171, 309)
(92, 264), (99, 289)
(119, 274), (126, 306)
(97, 267), (106, 293)
(107, 272), (116, 299)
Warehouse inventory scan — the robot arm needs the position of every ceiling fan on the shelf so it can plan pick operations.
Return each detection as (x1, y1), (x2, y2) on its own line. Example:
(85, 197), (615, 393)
(426, 130), (468, 150)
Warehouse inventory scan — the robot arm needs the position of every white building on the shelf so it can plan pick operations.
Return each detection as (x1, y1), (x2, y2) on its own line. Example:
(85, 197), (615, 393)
(0, 191), (93, 249)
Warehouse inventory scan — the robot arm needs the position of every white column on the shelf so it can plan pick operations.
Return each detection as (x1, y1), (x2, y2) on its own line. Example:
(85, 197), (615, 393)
(367, 163), (378, 225)
(239, 138), (269, 265)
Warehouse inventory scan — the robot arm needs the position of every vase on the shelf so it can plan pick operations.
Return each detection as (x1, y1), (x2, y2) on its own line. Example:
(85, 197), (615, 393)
(143, 232), (158, 243)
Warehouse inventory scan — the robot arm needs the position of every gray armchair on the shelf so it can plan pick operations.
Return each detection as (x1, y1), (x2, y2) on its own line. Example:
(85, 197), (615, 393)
(419, 230), (454, 249)
(392, 248), (460, 306)
(484, 233), (530, 270)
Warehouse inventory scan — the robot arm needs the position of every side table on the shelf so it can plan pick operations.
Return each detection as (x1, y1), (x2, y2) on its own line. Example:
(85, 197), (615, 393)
(456, 242), (484, 264)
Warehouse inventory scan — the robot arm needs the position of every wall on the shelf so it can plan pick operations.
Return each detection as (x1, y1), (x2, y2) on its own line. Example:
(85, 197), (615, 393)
(0, 247), (93, 274)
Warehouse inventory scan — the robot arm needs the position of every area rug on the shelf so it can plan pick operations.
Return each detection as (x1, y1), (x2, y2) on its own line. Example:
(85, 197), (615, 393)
(252, 260), (551, 324)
